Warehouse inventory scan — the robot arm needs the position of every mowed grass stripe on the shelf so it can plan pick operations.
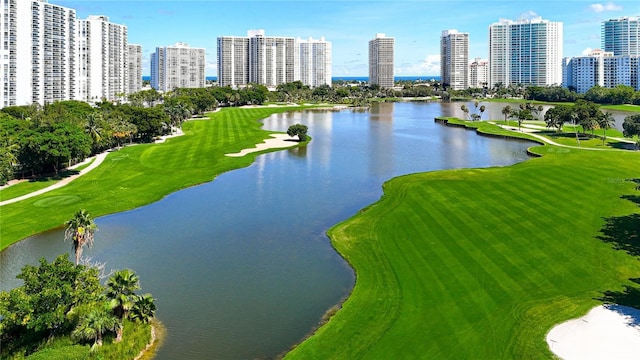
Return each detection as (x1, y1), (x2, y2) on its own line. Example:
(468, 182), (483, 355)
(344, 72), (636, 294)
(0, 106), (306, 249)
(285, 121), (640, 359)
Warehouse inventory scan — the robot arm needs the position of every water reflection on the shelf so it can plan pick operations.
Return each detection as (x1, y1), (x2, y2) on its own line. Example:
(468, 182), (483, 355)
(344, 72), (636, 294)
(1, 102), (536, 359)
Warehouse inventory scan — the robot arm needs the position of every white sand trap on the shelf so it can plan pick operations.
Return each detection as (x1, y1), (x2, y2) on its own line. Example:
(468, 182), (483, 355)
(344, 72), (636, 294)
(547, 304), (640, 360)
(225, 133), (299, 157)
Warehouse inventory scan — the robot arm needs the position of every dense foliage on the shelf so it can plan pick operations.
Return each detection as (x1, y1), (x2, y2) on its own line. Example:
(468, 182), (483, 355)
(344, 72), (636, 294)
(0, 255), (156, 358)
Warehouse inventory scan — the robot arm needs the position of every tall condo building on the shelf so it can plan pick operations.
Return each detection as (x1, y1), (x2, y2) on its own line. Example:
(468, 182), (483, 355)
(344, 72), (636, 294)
(440, 29), (469, 90)
(128, 44), (143, 94)
(369, 33), (394, 88)
(469, 58), (489, 88)
(0, 0), (77, 108)
(76, 15), (128, 102)
(247, 30), (297, 86)
(217, 30), (331, 88)
(217, 36), (249, 88)
(602, 16), (640, 56)
(298, 37), (332, 88)
(488, 17), (563, 88)
(151, 43), (206, 91)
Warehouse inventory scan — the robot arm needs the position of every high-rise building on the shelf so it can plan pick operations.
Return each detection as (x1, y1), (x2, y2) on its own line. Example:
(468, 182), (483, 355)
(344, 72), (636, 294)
(217, 30), (331, 88)
(128, 44), (143, 94)
(469, 58), (489, 89)
(151, 43), (206, 91)
(247, 30), (297, 87)
(562, 49), (640, 93)
(602, 16), (640, 56)
(76, 15), (128, 102)
(298, 37), (332, 88)
(217, 36), (249, 88)
(1, 0), (77, 108)
(369, 33), (394, 88)
(440, 29), (469, 90)
(488, 17), (563, 88)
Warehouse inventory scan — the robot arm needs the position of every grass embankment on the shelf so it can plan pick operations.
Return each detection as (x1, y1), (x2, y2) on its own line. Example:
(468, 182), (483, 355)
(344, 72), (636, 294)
(285, 120), (640, 359)
(0, 106), (306, 250)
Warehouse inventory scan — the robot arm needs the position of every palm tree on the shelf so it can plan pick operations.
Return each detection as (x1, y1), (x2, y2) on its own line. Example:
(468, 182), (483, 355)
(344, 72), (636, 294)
(460, 104), (470, 120)
(130, 293), (157, 324)
(106, 269), (140, 342)
(65, 209), (98, 265)
(598, 112), (615, 145)
(501, 105), (512, 124)
(84, 113), (103, 153)
(72, 307), (118, 349)
(479, 105), (486, 120)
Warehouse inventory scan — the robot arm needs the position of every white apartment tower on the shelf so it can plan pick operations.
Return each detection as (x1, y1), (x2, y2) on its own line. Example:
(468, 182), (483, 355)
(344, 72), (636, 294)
(602, 16), (640, 56)
(247, 30), (297, 87)
(440, 29), (469, 90)
(488, 17), (563, 88)
(217, 36), (249, 88)
(562, 49), (640, 93)
(76, 15), (128, 102)
(217, 30), (331, 88)
(369, 33), (394, 88)
(128, 44), (142, 94)
(469, 58), (489, 88)
(298, 37), (332, 88)
(151, 42), (206, 91)
(1, 0), (77, 108)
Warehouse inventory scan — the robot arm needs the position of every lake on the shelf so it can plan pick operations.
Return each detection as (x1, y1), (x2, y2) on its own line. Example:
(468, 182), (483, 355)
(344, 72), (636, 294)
(1, 102), (537, 359)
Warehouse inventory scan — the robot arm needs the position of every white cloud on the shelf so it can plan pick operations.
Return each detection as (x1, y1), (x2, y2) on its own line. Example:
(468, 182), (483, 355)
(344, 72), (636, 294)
(582, 47), (594, 55)
(589, 2), (623, 13)
(395, 54), (440, 76)
(519, 10), (539, 20)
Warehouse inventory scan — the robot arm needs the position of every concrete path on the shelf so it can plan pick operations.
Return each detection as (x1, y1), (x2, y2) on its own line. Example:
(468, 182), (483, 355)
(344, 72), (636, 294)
(0, 151), (109, 206)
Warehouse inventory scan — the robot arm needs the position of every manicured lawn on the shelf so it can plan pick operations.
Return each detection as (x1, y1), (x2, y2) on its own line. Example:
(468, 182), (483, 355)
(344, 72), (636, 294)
(285, 121), (640, 359)
(0, 107), (305, 250)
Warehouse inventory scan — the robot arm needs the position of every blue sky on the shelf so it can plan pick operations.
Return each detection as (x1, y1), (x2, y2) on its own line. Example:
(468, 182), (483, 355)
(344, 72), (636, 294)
(56, 0), (640, 77)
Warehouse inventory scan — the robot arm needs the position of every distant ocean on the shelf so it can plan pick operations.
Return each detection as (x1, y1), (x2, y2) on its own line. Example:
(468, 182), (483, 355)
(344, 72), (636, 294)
(141, 76), (440, 82)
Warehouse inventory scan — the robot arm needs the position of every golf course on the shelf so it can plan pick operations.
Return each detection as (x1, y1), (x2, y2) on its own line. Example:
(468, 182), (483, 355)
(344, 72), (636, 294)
(285, 118), (640, 358)
(2, 106), (640, 358)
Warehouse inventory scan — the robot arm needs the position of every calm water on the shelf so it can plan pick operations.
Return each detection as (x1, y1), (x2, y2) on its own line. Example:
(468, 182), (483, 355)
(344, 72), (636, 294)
(1, 102), (535, 359)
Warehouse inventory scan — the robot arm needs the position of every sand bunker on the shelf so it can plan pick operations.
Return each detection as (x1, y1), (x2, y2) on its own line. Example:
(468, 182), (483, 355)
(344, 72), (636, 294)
(225, 133), (299, 157)
(547, 304), (640, 360)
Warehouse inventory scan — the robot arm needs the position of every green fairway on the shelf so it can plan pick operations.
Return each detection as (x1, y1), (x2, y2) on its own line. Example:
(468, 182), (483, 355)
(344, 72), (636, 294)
(0, 107), (305, 250)
(285, 121), (640, 359)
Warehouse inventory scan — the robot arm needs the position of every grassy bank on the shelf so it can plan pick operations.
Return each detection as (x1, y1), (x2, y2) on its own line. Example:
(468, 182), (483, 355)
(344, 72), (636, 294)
(0, 106), (306, 250)
(285, 120), (640, 359)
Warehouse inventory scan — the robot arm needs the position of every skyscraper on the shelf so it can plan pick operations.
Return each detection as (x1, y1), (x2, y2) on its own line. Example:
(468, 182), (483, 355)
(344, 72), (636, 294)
(602, 16), (640, 56)
(469, 58), (489, 89)
(247, 30), (297, 87)
(298, 37), (332, 88)
(1, 0), (77, 108)
(217, 30), (331, 88)
(151, 43), (206, 91)
(369, 33), (394, 88)
(128, 44), (143, 94)
(217, 36), (249, 88)
(440, 29), (469, 90)
(488, 17), (563, 88)
(76, 15), (128, 102)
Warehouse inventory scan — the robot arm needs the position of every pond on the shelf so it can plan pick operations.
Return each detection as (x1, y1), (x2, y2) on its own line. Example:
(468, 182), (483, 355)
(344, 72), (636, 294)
(1, 102), (537, 359)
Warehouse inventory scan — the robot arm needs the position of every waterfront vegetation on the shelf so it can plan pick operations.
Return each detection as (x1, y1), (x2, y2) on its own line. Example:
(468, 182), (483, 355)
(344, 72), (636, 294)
(0, 254), (156, 359)
(0, 106), (310, 250)
(285, 118), (640, 359)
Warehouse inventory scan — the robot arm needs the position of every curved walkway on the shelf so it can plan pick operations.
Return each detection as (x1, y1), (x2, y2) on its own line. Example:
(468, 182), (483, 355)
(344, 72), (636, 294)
(0, 151), (109, 207)
(492, 122), (634, 151)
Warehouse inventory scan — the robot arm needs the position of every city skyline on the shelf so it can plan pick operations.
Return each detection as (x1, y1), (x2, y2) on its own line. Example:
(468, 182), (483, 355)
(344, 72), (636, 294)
(54, 0), (640, 77)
